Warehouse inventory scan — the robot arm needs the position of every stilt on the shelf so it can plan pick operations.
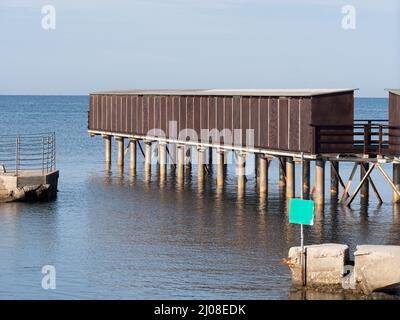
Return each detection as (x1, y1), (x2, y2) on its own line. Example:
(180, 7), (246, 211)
(258, 155), (268, 194)
(286, 157), (295, 199)
(144, 141), (152, 174)
(217, 149), (225, 187)
(197, 147), (205, 181)
(237, 152), (246, 191)
(331, 161), (339, 199)
(103, 135), (112, 165)
(302, 160), (310, 200)
(394, 163), (400, 203)
(315, 159), (325, 205)
(169, 143), (176, 171)
(208, 147), (213, 168)
(177, 144), (184, 180)
(116, 137), (124, 168)
(360, 162), (369, 201)
(279, 157), (287, 188)
(185, 146), (192, 171)
(159, 142), (167, 178)
(129, 139), (137, 175)
(254, 154), (259, 179)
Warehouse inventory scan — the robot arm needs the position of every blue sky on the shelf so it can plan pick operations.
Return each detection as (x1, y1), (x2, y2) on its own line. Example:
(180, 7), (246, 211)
(0, 0), (399, 97)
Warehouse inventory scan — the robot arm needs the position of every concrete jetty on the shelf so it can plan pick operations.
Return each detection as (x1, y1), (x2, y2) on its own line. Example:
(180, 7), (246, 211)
(0, 133), (58, 202)
(285, 243), (400, 296)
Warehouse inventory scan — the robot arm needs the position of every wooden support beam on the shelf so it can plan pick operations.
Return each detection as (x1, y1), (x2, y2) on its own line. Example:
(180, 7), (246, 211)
(361, 162), (382, 204)
(330, 160), (349, 198)
(330, 161), (339, 198)
(279, 157), (287, 188)
(393, 164), (400, 203)
(347, 163), (375, 206)
(340, 163), (358, 204)
(376, 163), (400, 199)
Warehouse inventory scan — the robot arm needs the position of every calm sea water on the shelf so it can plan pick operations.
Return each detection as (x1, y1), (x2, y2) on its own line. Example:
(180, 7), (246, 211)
(0, 96), (399, 300)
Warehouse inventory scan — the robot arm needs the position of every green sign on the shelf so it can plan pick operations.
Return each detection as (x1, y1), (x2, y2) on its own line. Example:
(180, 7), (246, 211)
(289, 198), (315, 226)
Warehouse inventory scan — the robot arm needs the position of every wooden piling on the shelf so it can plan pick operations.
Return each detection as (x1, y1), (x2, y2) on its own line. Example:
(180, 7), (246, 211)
(302, 160), (310, 200)
(331, 161), (339, 199)
(315, 159), (325, 205)
(116, 137), (124, 168)
(393, 163), (400, 203)
(286, 157), (295, 199)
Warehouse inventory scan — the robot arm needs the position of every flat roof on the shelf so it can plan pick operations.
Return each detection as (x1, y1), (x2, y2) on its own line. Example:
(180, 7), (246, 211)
(92, 88), (357, 97)
(386, 89), (400, 96)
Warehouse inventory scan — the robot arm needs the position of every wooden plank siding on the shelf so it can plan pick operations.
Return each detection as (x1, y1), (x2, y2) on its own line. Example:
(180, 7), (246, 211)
(88, 92), (355, 155)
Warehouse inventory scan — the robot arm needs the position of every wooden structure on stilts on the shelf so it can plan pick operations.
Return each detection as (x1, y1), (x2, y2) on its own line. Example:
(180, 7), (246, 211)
(88, 88), (400, 206)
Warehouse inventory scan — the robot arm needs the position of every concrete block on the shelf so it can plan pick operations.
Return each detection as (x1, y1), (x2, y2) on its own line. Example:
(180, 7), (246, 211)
(355, 245), (400, 294)
(287, 244), (349, 287)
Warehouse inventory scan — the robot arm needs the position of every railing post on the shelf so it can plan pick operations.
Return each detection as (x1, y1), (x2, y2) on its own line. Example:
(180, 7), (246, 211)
(15, 136), (20, 175)
(379, 125), (383, 156)
(42, 137), (45, 174)
(363, 125), (369, 155)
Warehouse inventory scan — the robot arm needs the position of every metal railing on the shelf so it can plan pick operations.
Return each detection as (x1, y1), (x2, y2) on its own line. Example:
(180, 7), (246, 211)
(0, 132), (56, 175)
(312, 120), (400, 156)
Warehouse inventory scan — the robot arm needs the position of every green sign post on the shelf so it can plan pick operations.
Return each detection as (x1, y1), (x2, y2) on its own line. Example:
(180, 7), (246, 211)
(288, 152), (315, 286)
(289, 198), (314, 226)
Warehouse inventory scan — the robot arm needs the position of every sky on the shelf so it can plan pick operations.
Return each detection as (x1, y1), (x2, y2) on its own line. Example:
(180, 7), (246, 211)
(0, 0), (399, 97)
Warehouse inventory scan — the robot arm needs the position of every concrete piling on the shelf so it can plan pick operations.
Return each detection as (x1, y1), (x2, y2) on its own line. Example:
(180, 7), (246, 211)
(286, 157), (295, 199)
(237, 152), (246, 192)
(159, 142), (167, 178)
(197, 147), (205, 181)
(185, 146), (192, 171)
(144, 141), (152, 174)
(129, 139), (137, 174)
(116, 137), (124, 168)
(217, 149), (225, 187)
(315, 159), (325, 205)
(331, 161), (339, 199)
(177, 144), (185, 180)
(393, 163), (400, 203)
(103, 135), (112, 165)
(258, 155), (268, 194)
(169, 143), (176, 171)
(302, 160), (310, 199)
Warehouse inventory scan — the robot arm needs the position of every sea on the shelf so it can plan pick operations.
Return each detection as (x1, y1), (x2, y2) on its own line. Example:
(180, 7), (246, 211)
(0, 96), (398, 299)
